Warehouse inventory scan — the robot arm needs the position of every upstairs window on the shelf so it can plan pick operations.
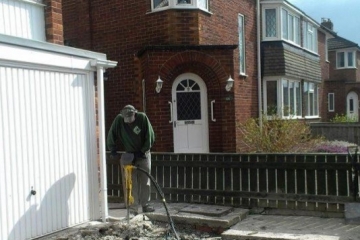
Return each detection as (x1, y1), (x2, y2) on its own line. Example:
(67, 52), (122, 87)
(262, 4), (318, 54)
(336, 50), (355, 68)
(303, 21), (318, 53)
(264, 8), (277, 38)
(0, 0), (45, 41)
(152, 0), (209, 11)
(281, 8), (300, 45)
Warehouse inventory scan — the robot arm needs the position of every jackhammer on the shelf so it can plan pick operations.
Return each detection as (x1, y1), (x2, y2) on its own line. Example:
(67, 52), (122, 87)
(123, 160), (180, 240)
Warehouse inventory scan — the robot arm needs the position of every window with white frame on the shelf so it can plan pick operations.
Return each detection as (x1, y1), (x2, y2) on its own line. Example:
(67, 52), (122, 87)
(265, 80), (278, 116)
(281, 8), (300, 45)
(303, 81), (319, 117)
(282, 79), (301, 117)
(264, 79), (302, 118)
(238, 14), (246, 75)
(0, 0), (46, 40)
(328, 93), (334, 112)
(264, 8), (277, 38)
(336, 50), (355, 68)
(303, 21), (318, 53)
(152, 0), (208, 11)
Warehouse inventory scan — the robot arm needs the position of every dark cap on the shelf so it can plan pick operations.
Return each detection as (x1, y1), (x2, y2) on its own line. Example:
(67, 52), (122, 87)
(121, 105), (137, 122)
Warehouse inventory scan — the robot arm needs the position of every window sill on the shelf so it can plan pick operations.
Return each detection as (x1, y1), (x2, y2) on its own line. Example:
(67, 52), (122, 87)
(19, 0), (45, 6)
(149, 6), (212, 15)
(239, 73), (248, 78)
(304, 116), (321, 120)
(336, 67), (357, 70)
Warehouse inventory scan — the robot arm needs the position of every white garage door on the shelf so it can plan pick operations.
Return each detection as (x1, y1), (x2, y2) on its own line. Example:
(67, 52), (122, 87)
(0, 66), (99, 239)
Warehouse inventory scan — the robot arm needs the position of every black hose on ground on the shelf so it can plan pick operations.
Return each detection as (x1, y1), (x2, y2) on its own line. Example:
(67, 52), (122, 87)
(135, 166), (180, 240)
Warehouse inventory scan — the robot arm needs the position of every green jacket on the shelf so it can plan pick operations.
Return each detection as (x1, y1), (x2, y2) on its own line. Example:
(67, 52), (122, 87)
(107, 112), (155, 153)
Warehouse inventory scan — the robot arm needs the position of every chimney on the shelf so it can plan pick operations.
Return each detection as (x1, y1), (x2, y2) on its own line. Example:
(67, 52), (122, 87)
(321, 18), (333, 30)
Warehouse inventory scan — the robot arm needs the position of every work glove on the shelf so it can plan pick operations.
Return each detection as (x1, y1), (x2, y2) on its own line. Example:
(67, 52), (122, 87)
(109, 150), (120, 159)
(134, 151), (146, 159)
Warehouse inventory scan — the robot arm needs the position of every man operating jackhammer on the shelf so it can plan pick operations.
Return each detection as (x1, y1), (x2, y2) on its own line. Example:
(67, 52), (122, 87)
(107, 104), (155, 218)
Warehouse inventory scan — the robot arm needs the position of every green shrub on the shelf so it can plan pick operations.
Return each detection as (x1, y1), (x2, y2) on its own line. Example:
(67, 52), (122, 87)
(238, 116), (323, 153)
(330, 114), (357, 123)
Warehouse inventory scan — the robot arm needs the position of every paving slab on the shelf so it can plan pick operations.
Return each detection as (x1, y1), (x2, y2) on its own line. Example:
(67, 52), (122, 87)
(145, 202), (249, 229)
(345, 203), (360, 224)
(221, 230), (340, 240)
(180, 204), (233, 217)
(224, 214), (360, 240)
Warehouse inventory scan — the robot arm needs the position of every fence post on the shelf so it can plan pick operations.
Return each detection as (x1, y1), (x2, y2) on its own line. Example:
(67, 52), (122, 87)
(348, 146), (359, 202)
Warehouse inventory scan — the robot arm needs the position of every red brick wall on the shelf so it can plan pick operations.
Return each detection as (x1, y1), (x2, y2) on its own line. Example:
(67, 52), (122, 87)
(44, 0), (64, 44)
(62, 0), (258, 152)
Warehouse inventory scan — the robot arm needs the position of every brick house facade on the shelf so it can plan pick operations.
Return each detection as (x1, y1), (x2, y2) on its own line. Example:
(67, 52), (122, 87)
(62, 0), (259, 153)
(62, 0), (332, 153)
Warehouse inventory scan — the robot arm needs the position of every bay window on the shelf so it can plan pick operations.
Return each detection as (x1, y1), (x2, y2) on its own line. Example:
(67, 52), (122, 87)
(264, 79), (301, 118)
(152, 0), (209, 11)
(262, 4), (318, 53)
(265, 79), (320, 119)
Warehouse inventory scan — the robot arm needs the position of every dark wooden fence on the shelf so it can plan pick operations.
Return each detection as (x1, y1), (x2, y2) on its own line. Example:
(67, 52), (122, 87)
(310, 123), (360, 146)
(107, 152), (360, 216)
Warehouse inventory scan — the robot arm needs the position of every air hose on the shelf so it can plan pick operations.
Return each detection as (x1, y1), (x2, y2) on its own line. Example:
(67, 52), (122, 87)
(133, 166), (180, 240)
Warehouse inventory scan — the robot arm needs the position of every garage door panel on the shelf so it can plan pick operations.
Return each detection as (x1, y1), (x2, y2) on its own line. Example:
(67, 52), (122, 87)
(0, 66), (97, 240)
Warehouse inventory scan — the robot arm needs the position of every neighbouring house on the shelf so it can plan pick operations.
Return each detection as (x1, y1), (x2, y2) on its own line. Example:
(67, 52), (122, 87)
(61, 0), (333, 153)
(320, 19), (360, 122)
(261, 0), (335, 122)
(0, 0), (116, 239)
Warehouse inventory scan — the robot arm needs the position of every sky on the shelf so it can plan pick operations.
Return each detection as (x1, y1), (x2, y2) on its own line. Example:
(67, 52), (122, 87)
(287, 0), (360, 45)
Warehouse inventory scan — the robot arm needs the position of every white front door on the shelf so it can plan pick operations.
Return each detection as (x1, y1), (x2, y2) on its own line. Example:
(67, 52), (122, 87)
(172, 73), (209, 153)
(347, 91), (359, 121)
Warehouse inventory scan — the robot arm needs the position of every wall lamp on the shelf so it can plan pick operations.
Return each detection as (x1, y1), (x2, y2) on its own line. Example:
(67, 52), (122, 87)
(225, 75), (234, 92)
(156, 76), (163, 93)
